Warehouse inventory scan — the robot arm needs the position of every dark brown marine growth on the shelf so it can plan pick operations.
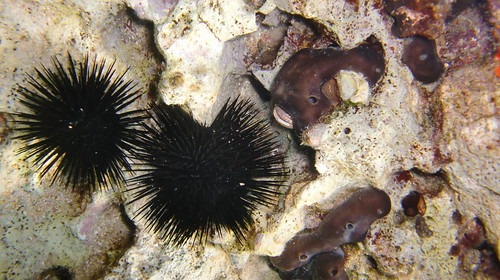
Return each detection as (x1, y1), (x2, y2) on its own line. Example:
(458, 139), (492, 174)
(271, 39), (385, 133)
(279, 248), (348, 280)
(401, 191), (426, 217)
(402, 36), (444, 84)
(311, 249), (349, 280)
(384, 0), (449, 39)
(384, 0), (476, 39)
(270, 187), (391, 271)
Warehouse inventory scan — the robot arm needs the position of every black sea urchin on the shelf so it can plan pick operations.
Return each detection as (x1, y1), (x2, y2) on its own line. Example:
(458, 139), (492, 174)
(128, 98), (287, 246)
(15, 54), (143, 193)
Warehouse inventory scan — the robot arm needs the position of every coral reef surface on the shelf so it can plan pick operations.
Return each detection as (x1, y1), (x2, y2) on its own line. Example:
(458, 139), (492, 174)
(0, 0), (498, 279)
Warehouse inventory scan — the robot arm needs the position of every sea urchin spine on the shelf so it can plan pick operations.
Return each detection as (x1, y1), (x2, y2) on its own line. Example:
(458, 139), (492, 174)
(128, 98), (288, 246)
(15, 54), (144, 193)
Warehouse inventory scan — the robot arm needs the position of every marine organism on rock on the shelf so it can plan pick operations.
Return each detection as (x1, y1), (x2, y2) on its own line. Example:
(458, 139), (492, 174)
(402, 36), (444, 84)
(15, 54), (144, 193)
(128, 98), (288, 246)
(384, 0), (476, 39)
(310, 249), (349, 280)
(401, 191), (426, 217)
(279, 248), (349, 280)
(271, 38), (385, 133)
(270, 187), (391, 272)
(384, 0), (449, 39)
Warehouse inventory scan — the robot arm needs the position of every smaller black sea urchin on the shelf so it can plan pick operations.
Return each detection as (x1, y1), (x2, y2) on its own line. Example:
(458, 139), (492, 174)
(128, 98), (288, 246)
(15, 54), (144, 193)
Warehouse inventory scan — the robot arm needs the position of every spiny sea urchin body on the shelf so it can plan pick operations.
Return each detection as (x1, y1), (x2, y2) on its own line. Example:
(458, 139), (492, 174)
(129, 98), (288, 246)
(15, 54), (144, 193)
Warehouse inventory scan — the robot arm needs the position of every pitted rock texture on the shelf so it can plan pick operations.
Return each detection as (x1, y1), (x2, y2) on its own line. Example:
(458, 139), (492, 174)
(1, 0), (498, 279)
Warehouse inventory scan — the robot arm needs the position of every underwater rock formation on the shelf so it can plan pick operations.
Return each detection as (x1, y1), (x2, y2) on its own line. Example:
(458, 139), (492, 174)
(2, 0), (499, 279)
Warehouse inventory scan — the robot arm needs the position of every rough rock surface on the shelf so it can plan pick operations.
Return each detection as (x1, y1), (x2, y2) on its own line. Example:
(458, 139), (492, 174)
(437, 64), (500, 249)
(0, 0), (498, 279)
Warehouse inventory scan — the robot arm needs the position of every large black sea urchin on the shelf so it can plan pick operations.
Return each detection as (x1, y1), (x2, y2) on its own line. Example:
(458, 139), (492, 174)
(128, 98), (288, 246)
(15, 54), (144, 193)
